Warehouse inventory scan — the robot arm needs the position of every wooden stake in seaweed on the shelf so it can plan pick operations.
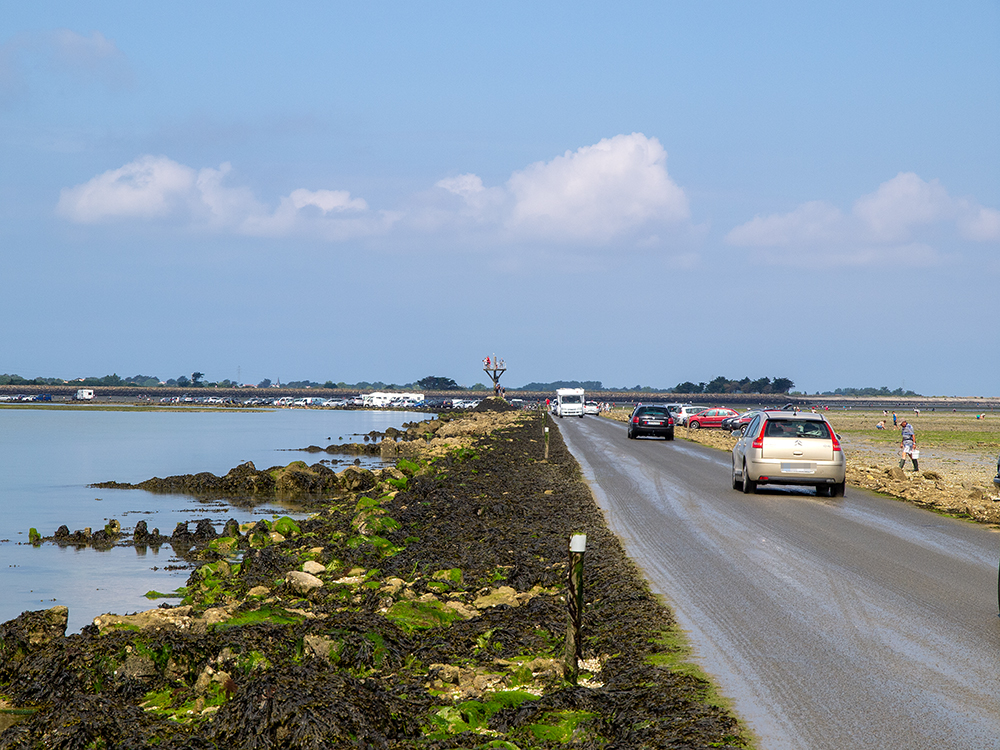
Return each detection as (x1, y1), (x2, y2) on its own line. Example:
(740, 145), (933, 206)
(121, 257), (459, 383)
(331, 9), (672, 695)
(564, 533), (586, 684)
(544, 426), (549, 460)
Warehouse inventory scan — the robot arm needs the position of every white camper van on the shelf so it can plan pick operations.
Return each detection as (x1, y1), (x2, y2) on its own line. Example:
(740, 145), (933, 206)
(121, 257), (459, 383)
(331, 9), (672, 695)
(362, 392), (395, 408)
(555, 388), (585, 418)
(75, 389), (95, 401)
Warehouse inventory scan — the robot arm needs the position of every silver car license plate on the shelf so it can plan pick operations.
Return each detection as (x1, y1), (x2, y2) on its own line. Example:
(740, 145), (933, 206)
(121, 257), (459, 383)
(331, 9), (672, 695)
(781, 462), (814, 473)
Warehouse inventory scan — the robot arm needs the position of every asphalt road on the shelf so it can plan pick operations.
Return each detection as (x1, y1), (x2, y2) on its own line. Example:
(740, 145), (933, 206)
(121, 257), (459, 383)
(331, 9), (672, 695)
(557, 415), (1000, 750)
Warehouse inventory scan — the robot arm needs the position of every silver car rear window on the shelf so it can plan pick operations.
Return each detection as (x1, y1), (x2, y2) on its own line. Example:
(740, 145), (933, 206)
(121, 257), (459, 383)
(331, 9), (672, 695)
(764, 420), (831, 439)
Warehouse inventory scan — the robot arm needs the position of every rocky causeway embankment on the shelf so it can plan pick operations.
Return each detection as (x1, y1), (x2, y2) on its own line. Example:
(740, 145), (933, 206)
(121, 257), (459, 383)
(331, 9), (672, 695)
(1, 401), (746, 748)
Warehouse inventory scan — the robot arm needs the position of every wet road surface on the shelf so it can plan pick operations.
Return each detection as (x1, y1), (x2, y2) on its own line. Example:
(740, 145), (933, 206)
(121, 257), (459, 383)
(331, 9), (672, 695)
(558, 415), (1000, 750)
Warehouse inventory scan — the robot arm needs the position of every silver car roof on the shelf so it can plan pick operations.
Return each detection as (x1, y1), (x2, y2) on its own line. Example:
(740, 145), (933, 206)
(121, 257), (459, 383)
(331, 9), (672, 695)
(760, 410), (827, 421)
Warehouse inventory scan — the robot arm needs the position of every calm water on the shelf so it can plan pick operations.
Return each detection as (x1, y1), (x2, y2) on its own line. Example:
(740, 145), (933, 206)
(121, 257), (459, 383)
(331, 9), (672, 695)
(0, 406), (427, 632)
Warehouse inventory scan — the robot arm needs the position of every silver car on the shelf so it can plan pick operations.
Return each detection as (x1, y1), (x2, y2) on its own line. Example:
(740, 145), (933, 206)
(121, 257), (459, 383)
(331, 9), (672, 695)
(731, 411), (846, 496)
(675, 404), (709, 426)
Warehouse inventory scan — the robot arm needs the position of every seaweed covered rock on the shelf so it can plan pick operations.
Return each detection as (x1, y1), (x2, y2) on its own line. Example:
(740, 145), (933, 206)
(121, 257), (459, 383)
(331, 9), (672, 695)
(91, 460), (341, 502)
(0, 606), (68, 663)
(222, 460), (276, 495)
(0, 691), (160, 749)
(239, 546), (299, 590)
(208, 663), (422, 749)
(473, 396), (518, 413)
(273, 462), (337, 500)
(338, 465), (375, 492)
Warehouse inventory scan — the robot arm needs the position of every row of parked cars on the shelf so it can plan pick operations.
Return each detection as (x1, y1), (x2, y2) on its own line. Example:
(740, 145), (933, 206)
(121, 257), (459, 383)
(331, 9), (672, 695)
(155, 394), (487, 409)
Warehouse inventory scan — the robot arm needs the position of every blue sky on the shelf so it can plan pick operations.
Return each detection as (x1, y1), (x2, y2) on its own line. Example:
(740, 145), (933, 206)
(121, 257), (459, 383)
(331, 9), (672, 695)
(2, 2), (997, 395)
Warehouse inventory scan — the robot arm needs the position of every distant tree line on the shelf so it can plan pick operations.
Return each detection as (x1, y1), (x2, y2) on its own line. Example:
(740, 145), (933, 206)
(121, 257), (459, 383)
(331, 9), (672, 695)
(519, 380), (605, 391)
(516, 380), (683, 393)
(514, 377), (794, 394)
(0, 372), (925, 397)
(819, 386), (920, 397)
(0, 372), (237, 388)
(673, 376), (795, 395)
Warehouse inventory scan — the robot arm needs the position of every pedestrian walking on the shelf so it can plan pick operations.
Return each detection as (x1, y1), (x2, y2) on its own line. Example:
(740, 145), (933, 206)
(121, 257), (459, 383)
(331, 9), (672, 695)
(899, 420), (918, 471)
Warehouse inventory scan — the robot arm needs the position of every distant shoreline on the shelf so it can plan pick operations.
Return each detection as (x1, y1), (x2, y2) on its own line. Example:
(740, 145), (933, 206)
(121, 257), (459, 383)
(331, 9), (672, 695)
(1, 383), (997, 412)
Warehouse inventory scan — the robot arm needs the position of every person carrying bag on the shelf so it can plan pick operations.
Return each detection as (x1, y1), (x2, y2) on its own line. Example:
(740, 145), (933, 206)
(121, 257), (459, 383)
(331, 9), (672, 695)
(899, 420), (918, 471)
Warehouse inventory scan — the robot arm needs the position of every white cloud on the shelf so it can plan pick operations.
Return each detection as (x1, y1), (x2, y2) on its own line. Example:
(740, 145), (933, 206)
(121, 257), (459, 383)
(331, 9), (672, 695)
(428, 133), (691, 245)
(726, 172), (999, 266)
(853, 172), (955, 242)
(57, 155), (196, 222)
(506, 133), (689, 242)
(436, 173), (485, 198)
(194, 162), (266, 226)
(58, 134), (694, 248)
(58, 155), (382, 240)
(288, 188), (367, 213)
(956, 205), (1000, 242)
(725, 200), (845, 247)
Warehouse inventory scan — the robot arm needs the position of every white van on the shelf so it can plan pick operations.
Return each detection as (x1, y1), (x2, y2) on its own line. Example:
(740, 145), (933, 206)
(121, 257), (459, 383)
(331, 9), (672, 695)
(391, 393), (425, 408)
(75, 389), (95, 401)
(555, 388), (585, 418)
(362, 392), (395, 408)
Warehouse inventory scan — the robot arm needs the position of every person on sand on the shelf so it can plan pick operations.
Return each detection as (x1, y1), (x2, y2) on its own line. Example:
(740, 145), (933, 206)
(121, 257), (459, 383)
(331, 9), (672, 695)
(899, 420), (918, 471)
(876, 420), (886, 430)
(892, 412), (897, 426)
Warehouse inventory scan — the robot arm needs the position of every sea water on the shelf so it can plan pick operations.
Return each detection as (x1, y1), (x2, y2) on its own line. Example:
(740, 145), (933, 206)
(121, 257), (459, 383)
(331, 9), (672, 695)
(0, 406), (428, 632)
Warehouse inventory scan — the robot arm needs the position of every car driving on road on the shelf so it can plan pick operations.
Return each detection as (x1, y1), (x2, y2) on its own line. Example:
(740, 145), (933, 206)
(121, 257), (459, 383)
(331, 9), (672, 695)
(731, 410), (846, 496)
(627, 404), (675, 440)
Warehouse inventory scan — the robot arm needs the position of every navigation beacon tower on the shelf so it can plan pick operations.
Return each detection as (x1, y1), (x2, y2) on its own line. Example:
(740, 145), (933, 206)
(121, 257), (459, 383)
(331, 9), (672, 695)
(482, 354), (506, 397)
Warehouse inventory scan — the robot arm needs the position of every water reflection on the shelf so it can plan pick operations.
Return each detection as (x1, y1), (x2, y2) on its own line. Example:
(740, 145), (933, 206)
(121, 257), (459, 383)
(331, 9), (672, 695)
(0, 407), (428, 631)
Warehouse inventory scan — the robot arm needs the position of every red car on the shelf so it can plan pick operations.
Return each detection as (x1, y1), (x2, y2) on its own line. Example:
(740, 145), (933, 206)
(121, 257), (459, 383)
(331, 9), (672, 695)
(687, 407), (740, 429)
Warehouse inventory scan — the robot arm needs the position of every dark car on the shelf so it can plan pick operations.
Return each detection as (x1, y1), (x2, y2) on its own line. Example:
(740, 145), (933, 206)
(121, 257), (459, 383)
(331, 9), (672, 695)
(721, 410), (759, 433)
(627, 404), (675, 440)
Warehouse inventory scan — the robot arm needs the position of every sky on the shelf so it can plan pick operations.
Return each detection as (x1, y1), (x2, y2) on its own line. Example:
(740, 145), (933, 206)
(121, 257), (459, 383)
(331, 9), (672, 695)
(1, 2), (997, 396)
